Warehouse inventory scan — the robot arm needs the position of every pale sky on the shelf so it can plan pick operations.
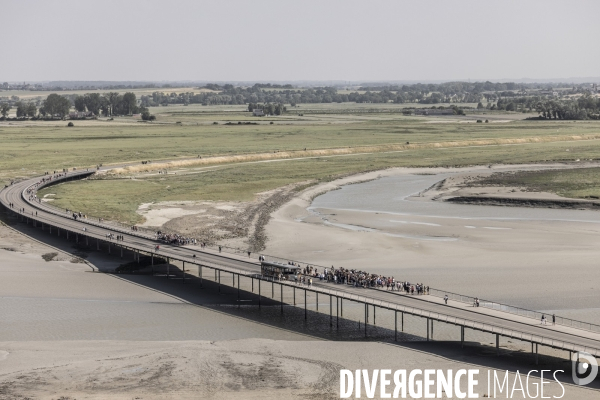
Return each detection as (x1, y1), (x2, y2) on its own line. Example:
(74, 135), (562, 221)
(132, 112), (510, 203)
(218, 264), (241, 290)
(3, 0), (599, 83)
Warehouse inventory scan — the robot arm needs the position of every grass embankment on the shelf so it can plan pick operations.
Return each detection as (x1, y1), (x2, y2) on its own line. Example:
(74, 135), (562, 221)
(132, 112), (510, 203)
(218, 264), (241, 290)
(3, 117), (600, 181)
(474, 168), (600, 200)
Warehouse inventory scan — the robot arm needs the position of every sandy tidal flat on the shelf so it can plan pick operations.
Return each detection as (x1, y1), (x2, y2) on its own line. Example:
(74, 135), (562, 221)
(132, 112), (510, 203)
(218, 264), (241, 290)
(265, 165), (600, 323)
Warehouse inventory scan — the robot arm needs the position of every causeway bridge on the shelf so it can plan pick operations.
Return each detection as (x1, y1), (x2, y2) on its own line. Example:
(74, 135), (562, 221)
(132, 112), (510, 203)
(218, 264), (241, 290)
(2, 169), (600, 365)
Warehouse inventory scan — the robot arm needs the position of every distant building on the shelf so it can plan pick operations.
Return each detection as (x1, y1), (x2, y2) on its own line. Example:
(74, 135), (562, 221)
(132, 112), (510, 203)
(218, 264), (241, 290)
(414, 108), (455, 116)
(252, 109), (265, 117)
(69, 111), (95, 119)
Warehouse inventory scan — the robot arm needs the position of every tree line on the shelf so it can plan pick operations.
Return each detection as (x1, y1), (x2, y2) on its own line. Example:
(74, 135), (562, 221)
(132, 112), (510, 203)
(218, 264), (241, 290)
(0, 92), (154, 120)
(137, 82), (581, 107)
(70, 92), (139, 116)
(483, 95), (600, 119)
(139, 84), (488, 107)
(534, 96), (600, 120)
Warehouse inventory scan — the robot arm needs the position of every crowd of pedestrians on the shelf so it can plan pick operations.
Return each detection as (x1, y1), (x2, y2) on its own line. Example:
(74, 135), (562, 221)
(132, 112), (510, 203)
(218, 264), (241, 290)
(285, 263), (429, 295)
(155, 231), (197, 246)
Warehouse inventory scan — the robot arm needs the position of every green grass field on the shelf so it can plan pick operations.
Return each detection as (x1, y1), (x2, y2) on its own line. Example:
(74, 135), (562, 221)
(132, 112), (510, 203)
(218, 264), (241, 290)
(3, 113), (599, 181)
(473, 167), (600, 199)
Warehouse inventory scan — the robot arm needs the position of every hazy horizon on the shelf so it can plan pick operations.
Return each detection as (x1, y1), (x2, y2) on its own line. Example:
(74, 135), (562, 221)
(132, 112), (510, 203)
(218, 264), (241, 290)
(3, 0), (599, 82)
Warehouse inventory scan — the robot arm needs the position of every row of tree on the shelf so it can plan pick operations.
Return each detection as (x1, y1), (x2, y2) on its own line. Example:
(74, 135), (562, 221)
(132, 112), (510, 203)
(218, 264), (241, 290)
(71, 92), (139, 116)
(475, 95), (600, 119)
(534, 96), (600, 120)
(138, 84), (495, 107)
(0, 92), (150, 119)
(0, 101), (38, 117)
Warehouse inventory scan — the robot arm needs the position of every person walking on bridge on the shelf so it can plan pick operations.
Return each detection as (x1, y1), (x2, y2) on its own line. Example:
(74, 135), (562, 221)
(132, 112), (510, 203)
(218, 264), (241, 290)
(444, 294), (448, 305)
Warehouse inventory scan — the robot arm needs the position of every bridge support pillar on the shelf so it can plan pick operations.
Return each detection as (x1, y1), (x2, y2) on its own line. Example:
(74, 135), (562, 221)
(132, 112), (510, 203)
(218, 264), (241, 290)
(240, 275), (242, 308)
(199, 265), (203, 288)
(258, 279), (261, 309)
(251, 276), (253, 292)
(402, 312), (404, 332)
(431, 319), (433, 340)
(364, 304), (367, 337)
(535, 343), (539, 365)
(293, 287), (296, 305)
(304, 289), (307, 320)
(182, 261), (185, 284)
(373, 305), (376, 325)
(461, 326), (464, 348)
(167, 262), (169, 278)
(271, 281), (274, 298)
(336, 296), (339, 329)
(218, 270), (221, 293)
(427, 318), (430, 341)
(329, 295), (332, 327)
(340, 298), (343, 317)
(395, 311), (398, 341)
(316, 292), (319, 311)
(496, 334), (500, 356)
(280, 283), (283, 314)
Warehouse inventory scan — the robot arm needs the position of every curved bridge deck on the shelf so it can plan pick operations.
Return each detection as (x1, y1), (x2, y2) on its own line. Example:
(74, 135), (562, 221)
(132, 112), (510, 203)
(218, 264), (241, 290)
(2, 170), (599, 362)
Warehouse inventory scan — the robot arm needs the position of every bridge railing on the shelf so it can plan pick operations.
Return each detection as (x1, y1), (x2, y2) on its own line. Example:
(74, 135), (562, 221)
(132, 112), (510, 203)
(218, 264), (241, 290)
(253, 275), (600, 356)
(427, 287), (600, 335)
(310, 276), (600, 336)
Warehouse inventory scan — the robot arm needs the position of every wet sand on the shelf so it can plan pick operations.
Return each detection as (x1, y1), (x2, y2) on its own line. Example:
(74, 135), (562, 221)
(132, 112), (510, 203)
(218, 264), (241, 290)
(265, 164), (600, 324)
(3, 221), (598, 399)
(2, 339), (593, 400)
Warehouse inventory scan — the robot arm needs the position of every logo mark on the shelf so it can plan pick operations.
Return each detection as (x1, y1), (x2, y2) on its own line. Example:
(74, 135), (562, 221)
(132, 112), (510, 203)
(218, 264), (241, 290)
(572, 352), (598, 386)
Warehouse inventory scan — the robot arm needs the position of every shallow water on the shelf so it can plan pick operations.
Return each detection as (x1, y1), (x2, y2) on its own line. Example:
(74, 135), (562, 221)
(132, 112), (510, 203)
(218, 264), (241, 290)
(312, 173), (600, 223)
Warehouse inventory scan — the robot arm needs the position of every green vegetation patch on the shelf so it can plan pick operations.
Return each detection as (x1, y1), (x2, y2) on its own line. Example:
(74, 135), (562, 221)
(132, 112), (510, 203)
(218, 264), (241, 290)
(474, 167), (600, 199)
